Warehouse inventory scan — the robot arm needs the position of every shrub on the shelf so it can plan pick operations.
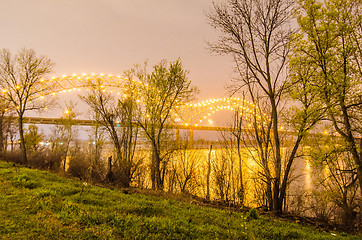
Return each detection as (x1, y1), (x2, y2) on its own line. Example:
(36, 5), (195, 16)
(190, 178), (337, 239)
(247, 208), (258, 220)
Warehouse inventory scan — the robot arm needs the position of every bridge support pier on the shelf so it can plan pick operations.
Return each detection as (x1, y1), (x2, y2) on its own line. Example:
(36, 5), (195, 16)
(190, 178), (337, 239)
(175, 129), (180, 142)
(189, 129), (194, 147)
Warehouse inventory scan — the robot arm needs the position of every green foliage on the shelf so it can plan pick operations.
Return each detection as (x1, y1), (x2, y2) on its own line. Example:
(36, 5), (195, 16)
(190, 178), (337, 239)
(247, 208), (258, 220)
(24, 125), (44, 153)
(0, 160), (360, 239)
(13, 173), (39, 189)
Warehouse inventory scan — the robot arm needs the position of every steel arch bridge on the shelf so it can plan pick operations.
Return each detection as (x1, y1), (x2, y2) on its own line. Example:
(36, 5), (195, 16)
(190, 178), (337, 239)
(22, 73), (266, 128)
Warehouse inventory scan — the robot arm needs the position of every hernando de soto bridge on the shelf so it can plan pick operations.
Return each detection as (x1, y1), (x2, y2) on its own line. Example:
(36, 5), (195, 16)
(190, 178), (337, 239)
(9, 73), (267, 142)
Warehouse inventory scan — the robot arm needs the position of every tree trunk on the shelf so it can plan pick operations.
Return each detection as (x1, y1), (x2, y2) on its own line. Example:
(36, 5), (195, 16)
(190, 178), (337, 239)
(237, 138), (244, 205)
(151, 145), (163, 190)
(0, 114), (4, 154)
(206, 145), (212, 201)
(18, 116), (27, 164)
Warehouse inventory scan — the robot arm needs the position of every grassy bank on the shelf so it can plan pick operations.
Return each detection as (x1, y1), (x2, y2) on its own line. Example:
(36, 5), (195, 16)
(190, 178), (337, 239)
(0, 161), (359, 239)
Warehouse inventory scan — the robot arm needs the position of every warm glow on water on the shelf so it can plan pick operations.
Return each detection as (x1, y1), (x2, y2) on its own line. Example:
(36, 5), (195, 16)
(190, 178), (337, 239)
(100, 144), (314, 207)
(305, 158), (312, 190)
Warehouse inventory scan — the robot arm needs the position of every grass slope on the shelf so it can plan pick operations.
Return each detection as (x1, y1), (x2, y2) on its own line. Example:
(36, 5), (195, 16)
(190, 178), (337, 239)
(0, 161), (359, 240)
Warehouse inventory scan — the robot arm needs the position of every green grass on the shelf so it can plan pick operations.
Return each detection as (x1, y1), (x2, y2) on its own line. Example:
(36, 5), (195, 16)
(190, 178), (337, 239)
(0, 161), (359, 240)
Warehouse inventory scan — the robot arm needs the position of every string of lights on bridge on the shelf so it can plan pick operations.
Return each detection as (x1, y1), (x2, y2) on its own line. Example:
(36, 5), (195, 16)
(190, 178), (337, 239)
(3, 73), (268, 128)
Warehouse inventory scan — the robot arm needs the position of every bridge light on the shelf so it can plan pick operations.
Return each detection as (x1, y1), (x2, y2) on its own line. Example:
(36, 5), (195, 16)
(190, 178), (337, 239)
(62, 75), (66, 78)
(16, 85), (20, 89)
(100, 73), (104, 76)
(195, 124), (198, 126)
(40, 79), (44, 82)
(2, 89), (7, 93)
(208, 120), (213, 125)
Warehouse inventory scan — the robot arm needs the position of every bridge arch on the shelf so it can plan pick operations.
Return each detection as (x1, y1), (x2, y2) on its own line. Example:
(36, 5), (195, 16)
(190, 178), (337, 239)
(22, 74), (266, 127)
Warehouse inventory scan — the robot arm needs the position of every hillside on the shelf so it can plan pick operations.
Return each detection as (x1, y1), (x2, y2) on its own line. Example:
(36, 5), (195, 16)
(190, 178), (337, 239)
(0, 161), (359, 240)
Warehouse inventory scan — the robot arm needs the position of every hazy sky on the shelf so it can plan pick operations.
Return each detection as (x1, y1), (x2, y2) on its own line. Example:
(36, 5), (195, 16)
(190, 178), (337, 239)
(0, 0), (233, 100)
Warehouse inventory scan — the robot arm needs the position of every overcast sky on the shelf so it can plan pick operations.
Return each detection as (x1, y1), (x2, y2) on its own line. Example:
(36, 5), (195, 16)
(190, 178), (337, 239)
(0, 0), (233, 100)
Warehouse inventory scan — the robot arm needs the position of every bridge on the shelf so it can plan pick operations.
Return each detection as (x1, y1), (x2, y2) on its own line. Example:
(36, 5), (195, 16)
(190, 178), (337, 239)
(4, 71), (342, 147)
(15, 73), (266, 128)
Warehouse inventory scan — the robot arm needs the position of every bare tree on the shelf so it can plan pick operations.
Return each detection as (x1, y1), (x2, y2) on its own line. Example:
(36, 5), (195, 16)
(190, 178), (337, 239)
(207, 0), (320, 214)
(0, 48), (54, 164)
(51, 102), (79, 171)
(82, 77), (140, 187)
(0, 96), (13, 154)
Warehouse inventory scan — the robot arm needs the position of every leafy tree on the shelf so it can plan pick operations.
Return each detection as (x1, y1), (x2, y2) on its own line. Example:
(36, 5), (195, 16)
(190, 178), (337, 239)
(24, 125), (44, 154)
(207, 0), (321, 214)
(135, 59), (198, 190)
(294, 0), (362, 194)
(309, 134), (359, 229)
(0, 48), (54, 164)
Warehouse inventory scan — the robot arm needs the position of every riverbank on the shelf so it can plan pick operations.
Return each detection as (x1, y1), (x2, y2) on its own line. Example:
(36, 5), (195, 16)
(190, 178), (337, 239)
(0, 161), (359, 239)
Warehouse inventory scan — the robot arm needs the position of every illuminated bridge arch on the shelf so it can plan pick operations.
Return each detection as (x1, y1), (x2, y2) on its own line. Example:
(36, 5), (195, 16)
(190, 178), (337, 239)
(29, 74), (265, 128)
(36, 73), (134, 97)
(174, 98), (266, 127)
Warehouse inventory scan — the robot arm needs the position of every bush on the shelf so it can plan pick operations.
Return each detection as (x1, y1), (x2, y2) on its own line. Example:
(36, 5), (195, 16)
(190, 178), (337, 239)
(247, 208), (258, 220)
(67, 149), (91, 180)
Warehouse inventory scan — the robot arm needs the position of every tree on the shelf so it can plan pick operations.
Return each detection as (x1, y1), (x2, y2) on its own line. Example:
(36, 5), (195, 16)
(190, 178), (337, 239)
(0, 97), (13, 154)
(51, 102), (79, 171)
(87, 118), (106, 181)
(208, 0), (321, 214)
(82, 77), (140, 187)
(0, 48), (54, 164)
(309, 133), (359, 229)
(24, 125), (44, 154)
(294, 0), (362, 195)
(135, 59), (198, 190)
